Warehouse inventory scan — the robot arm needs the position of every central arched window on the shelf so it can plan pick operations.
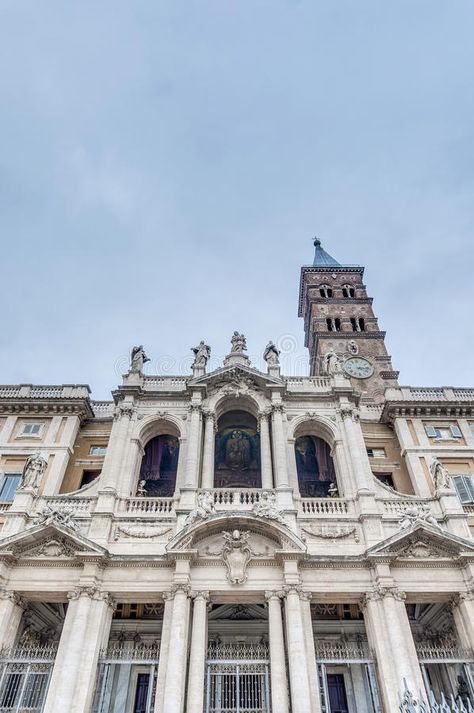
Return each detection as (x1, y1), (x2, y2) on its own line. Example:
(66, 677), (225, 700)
(295, 435), (336, 497)
(214, 410), (261, 488)
(139, 434), (179, 496)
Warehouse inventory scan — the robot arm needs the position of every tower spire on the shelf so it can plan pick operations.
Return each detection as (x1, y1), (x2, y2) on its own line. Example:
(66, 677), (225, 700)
(312, 237), (341, 267)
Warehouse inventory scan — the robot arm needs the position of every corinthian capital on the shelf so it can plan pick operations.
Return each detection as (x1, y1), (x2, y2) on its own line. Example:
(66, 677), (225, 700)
(0, 588), (27, 609)
(362, 585), (406, 604)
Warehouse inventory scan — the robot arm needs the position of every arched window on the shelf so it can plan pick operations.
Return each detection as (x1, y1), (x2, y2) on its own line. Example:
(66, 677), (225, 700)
(319, 285), (333, 298)
(139, 434), (179, 496)
(326, 317), (341, 332)
(295, 435), (337, 497)
(350, 317), (365, 332)
(214, 410), (261, 488)
(342, 284), (355, 298)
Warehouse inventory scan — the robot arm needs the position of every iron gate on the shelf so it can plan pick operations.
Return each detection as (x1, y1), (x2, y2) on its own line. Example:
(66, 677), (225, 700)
(205, 643), (271, 713)
(0, 646), (56, 713)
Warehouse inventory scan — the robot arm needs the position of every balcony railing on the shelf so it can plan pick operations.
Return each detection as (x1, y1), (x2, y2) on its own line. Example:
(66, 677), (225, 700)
(212, 489), (264, 509)
(117, 497), (175, 515)
(314, 640), (373, 662)
(33, 497), (96, 516)
(416, 641), (474, 663)
(299, 498), (351, 516)
(386, 386), (474, 402)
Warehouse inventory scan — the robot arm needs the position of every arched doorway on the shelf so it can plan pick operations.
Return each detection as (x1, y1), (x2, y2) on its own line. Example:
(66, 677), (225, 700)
(295, 435), (337, 497)
(214, 410), (261, 488)
(139, 434), (179, 496)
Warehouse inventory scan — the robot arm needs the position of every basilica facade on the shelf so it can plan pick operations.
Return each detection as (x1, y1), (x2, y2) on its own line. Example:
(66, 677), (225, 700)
(0, 241), (473, 713)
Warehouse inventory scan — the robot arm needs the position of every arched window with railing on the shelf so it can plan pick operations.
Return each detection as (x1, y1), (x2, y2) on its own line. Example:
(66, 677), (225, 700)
(138, 434), (180, 496)
(295, 434), (337, 497)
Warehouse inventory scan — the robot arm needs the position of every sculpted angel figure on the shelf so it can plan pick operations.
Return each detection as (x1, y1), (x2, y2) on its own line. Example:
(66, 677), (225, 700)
(322, 348), (342, 375)
(191, 341), (211, 367)
(230, 331), (247, 353)
(398, 505), (439, 530)
(429, 457), (451, 491)
(185, 490), (216, 525)
(21, 452), (48, 490)
(130, 345), (150, 373)
(252, 491), (285, 523)
(263, 341), (280, 366)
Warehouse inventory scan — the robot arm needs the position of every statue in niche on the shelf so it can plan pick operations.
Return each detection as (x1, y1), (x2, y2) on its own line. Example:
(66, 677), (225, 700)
(222, 530), (252, 584)
(263, 341), (280, 366)
(20, 452), (48, 490)
(348, 340), (358, 355)
(130, 345), (150, 373)
(191, 341), (211, 367)
(322, 348), (342, 375)
(230, 331), (247, 353)
(429, 457), (451, 492)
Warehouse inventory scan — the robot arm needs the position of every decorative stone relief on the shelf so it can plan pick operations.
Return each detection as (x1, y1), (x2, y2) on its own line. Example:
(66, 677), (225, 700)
(222, 530), (252, 584)
(33, 505), (80, 532)
(114, 403), (135, 420)
(185, 491), (216, 526)
(114, 524), (172, 540)
(397, 505), (440, 530)
(301, 524), (360, 542)
(252, 491), (285, 524)
(13, 536), (77, 559)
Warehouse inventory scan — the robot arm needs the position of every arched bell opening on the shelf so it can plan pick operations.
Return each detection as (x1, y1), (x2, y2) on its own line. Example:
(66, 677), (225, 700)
(138, 433), (180, 496)
(294, 434), (337, 498)
(214, 410), (261, 488)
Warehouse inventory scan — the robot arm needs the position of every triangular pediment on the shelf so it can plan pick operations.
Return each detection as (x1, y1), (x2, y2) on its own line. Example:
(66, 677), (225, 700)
(189, 363), (284, 393)
(366, 522), (474, 562)
(0, 522), (108, 562)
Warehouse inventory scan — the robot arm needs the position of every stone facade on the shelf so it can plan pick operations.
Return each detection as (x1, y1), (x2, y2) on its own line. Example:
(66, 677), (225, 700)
(0, 245), (473, 712)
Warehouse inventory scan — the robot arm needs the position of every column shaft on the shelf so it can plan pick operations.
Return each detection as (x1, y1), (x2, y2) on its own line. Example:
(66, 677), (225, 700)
(260, 413), (273, 489)
(186, 592), (209, 713)
(0, 591), (25, 649)
(185, 407), (202, 488)
(154, 597), (174, 713)
(284, 589), (312, 713)
(272, 407), (289, 488)
(266, 593), (289, 713)
(300, 596), (322, 713)
(341, 411), (372, 492)
(452, 594), (474, 650)
(162, 588), (191, 713)
(201, 416), (215, 490)
(43, 590), (113, 713)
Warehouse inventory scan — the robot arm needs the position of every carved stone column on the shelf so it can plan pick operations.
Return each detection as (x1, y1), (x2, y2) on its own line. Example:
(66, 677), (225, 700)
(100, 402), (135, 492)
(362, 586), (426, 711)
(452, 591), (474, 650)
(0, 589), (26, 649)
(154, 594), (174, 713)
(162, 586), (192, 713)
(43, 587), (114, 713)
(260, 411), (274, 489)
(266, 591), (289, 713)
(201, 413), (216, 490)
(339, 406), (372, 493)
(184, 405), (202, 489)
(186, 591), (210, 713)
(283, 587), (312, 713)
(271, 405), (289, 488)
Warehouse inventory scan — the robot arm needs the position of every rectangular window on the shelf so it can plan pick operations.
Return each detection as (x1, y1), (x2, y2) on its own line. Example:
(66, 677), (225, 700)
(89, 446), (107, 456)
(452, 475), (474, 504)
(424, 425), (462, 440)
(367, 448), (386, 458)
(0, 474), (21, 502)
(19, 423), (43, 437)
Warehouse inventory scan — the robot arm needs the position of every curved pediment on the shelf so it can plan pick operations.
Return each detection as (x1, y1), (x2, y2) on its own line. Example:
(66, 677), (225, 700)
(167, 512), (306, 557)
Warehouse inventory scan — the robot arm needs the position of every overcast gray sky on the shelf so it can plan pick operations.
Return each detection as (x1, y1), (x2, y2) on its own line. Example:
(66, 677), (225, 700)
(1, 1), (473, 399)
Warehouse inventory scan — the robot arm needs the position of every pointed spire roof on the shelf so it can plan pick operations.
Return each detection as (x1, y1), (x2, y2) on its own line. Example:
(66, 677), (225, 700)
(312, 238), (341, 267)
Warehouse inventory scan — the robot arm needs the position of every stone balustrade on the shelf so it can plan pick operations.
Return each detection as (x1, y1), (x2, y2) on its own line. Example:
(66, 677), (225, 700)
(285, 376), (332, 392)
(380, 498), (442, 517)
(0, 384), (90, 399)
(34, 496), (96, 516)
(385, 386), (474, 402)
(117, 497), (175, 515)
(299, 498), (351, 516)
(211, 488), (264, 509)
(143, 376), (188, 391)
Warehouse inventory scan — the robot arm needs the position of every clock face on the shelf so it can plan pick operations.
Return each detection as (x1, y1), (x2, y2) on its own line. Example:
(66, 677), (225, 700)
(343, 357), (374, 379)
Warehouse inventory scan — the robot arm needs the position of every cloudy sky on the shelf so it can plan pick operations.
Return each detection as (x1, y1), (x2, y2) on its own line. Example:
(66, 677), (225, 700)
(1, 1), (473, 399)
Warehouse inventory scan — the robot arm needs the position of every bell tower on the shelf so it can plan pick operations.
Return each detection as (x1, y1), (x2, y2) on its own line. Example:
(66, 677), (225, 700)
(298, 239), (399, 400)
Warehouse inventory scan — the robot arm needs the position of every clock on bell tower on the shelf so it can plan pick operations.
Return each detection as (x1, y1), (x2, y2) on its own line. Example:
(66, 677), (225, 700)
(298, 239), (399, 401)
